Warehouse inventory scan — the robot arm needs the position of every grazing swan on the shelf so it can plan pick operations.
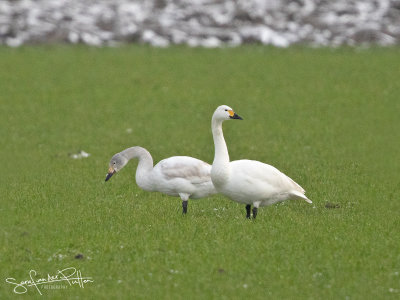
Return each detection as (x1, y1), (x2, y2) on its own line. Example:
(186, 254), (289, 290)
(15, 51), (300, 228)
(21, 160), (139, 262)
(210, 105), (312, 219)
(105, 146), (217, 214)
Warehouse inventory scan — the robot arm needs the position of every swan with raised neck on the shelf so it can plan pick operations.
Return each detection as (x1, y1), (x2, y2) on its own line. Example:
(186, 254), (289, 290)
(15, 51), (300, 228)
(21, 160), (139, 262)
(210, 105), (311, 219)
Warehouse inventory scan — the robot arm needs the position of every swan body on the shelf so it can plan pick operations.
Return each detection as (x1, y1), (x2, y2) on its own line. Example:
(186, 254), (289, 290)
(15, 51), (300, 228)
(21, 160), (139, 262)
(210, 105), (311, 218)
(213, 160), (309, 206)
(105, 146), (217, 213)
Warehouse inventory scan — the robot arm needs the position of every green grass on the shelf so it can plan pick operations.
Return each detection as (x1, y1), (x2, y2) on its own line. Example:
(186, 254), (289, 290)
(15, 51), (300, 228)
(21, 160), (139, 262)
(1, 46), (399, 299)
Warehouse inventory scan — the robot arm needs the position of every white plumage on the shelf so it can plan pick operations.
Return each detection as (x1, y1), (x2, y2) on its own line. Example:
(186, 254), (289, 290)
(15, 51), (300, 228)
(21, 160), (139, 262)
(210, 105), (312, 219)
(105, 146), (216, 214)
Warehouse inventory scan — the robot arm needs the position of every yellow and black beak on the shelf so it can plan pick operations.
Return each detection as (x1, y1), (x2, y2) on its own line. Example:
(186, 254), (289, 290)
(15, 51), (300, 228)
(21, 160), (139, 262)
(105, 167), (116, 182)
(228, 110), (243, 120)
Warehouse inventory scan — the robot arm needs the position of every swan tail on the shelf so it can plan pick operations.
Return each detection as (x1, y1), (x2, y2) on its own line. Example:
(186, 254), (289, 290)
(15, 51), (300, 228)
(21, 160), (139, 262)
(290, 190), (312, 204)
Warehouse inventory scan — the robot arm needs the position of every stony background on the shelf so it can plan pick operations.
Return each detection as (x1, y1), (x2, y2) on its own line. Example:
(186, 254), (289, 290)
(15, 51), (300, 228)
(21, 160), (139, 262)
(1, 0), (399, 47)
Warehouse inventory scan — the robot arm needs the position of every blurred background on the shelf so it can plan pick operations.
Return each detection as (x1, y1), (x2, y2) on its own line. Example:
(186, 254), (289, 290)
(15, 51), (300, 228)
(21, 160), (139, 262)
(1, 0), (399, 48)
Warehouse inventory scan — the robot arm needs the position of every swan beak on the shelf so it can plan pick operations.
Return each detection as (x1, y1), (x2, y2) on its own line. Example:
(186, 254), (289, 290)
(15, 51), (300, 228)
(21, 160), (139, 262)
(105, 167), (116, 182)
(229, 110), (243, 120)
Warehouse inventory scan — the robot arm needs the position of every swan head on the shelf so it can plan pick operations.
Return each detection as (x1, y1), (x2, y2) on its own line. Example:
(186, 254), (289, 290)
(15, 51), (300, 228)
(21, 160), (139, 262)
(105, 153), (128, 181)
(213, 105), (243, 122)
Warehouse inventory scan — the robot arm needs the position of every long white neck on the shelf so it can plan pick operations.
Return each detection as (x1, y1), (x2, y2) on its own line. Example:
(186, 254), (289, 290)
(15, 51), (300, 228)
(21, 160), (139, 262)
(211, 117), (231, 187)
(120, 146), (154, 191)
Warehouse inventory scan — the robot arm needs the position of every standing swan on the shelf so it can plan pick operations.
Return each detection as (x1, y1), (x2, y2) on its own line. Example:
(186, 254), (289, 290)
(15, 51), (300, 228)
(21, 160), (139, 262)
(105, 146), (217, 214)
(210, 105), (312, 219)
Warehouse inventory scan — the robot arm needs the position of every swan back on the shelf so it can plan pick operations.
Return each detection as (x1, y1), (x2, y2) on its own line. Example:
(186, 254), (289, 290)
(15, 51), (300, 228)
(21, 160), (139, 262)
(152, 156), (216, 199)
(217, 160), (309, 206)
(232, 160), (304, 193)
(159, 157), (211, 182)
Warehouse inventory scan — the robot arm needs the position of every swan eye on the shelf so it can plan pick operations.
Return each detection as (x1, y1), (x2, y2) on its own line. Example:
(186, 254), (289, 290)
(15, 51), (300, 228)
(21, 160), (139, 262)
(224, 109), (228, 111)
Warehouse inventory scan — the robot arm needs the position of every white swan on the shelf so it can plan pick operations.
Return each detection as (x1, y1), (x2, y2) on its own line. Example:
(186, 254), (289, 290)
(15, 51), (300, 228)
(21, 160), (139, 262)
(105, 146), (217, 214)
(211, 105), (312, 219)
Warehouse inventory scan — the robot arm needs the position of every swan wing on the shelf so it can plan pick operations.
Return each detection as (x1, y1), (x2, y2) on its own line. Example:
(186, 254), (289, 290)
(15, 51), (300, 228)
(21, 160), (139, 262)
(156, 156), (212, 184)
(230, 160), (306, 194)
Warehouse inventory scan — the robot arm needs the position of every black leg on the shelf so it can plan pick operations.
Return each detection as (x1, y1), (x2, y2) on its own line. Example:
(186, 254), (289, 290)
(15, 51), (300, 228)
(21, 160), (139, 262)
(252, 207), (258, 219)
(246, 205), (251, 219)
(182, 201), (188, 214)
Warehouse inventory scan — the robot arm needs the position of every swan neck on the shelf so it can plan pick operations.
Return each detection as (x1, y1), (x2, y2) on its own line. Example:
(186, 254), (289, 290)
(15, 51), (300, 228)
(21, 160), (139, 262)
(121, 147), (154, 190)
(211, 118), (230, 166)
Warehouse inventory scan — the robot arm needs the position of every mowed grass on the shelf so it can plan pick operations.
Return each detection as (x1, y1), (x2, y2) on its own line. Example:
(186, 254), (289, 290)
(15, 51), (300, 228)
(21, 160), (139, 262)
(0, 46), (399, 299)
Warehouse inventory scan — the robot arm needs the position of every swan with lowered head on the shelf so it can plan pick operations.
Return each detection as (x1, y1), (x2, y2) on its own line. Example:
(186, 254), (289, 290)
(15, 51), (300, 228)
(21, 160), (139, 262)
(211, 105), (312, 219)
(105, 146), (217, 214)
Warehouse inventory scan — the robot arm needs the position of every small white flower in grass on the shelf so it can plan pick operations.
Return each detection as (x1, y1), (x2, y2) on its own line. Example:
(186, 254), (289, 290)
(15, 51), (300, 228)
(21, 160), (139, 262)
(117, 280), (122, 284)
(47, 252), (66, 261)
(70, 150), (90, 159)
(80, 150), (90, 158)
(313, 272), (323, 278)
(126, 128), (133, 134)
(243, 284), (248, 289)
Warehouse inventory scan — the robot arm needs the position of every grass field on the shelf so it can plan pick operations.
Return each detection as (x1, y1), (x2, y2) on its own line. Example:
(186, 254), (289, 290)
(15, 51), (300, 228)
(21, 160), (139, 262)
(1, 46), (399, 299)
